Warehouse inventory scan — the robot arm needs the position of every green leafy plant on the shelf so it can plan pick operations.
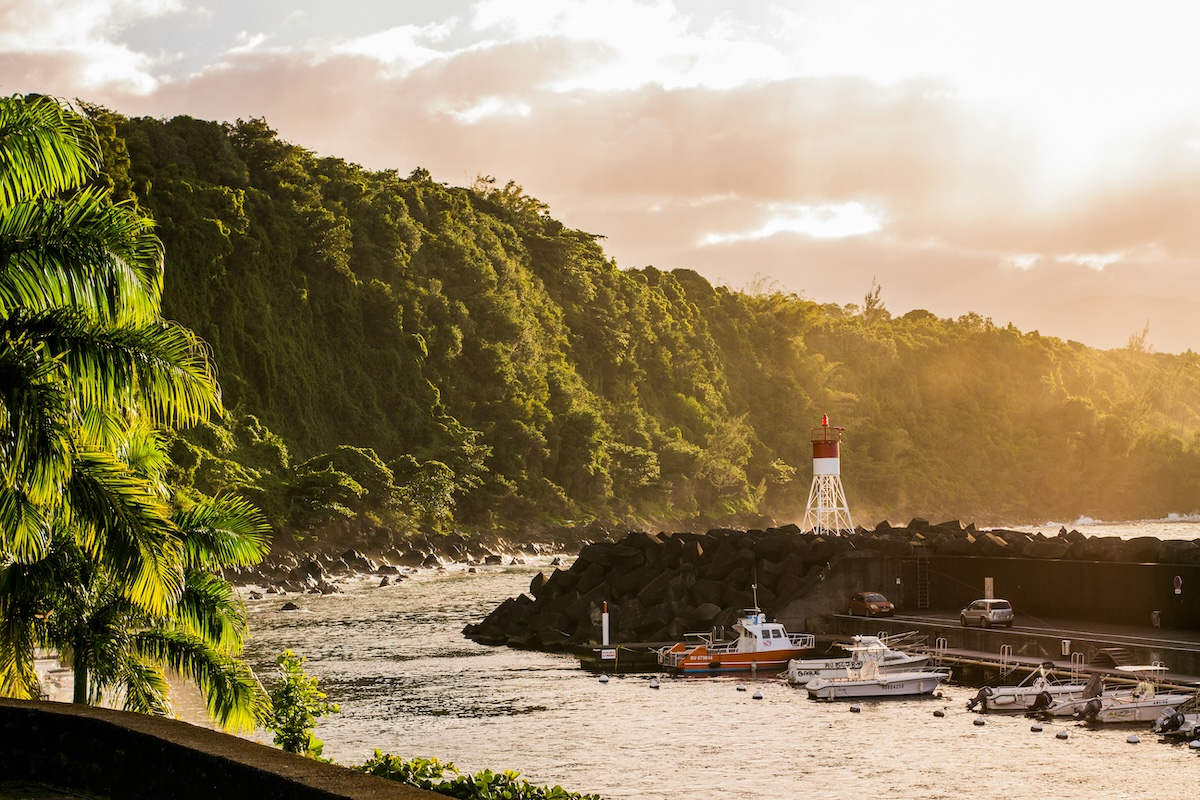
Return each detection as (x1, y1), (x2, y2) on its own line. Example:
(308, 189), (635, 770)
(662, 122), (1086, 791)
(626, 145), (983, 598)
(358, 751), (602, 800)
(265, 649), (340, 758)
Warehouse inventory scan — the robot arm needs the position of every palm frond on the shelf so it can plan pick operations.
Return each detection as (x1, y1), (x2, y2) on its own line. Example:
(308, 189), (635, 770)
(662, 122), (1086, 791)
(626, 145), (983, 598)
(176, 569), (248, 652)
(0, 327), (75, 509)
(117, 656), (173, 717)
(173, 494), (271, 570)
(134, 628), (269, 732)
(0, 94), (100, 209)
(0, 186), (163, 321)
(64, 448), (184, 616)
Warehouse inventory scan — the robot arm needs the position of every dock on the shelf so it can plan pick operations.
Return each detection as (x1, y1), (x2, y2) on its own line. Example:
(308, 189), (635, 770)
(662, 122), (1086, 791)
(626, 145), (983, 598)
(577, 613), (1200, 689)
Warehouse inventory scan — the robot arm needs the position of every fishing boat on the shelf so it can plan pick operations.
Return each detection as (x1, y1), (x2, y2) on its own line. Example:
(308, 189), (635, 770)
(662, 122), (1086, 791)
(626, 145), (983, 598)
(804, 638), (950, 701)
(964, 661), (1094, 713)
(656, 608), (815, 673)
(783, 632), (930, 685)
(1040, 665), (1197, 723)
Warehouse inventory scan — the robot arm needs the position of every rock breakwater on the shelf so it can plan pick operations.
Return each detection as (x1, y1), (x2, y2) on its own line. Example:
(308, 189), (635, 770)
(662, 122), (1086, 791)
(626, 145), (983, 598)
(463, 519), (1200, 650)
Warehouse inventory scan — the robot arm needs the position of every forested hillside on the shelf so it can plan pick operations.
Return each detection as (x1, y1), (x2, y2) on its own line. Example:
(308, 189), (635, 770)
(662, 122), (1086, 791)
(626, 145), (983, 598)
(87, 107), (1200, 540)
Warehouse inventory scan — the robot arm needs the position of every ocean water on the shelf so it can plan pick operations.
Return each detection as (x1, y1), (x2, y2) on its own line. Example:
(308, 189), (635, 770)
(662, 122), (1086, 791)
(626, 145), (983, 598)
(236, 519), (1200, 800)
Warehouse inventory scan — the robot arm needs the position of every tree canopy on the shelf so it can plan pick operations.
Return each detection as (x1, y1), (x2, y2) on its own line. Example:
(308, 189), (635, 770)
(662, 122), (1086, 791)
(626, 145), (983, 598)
(81, 107), (1200, 537)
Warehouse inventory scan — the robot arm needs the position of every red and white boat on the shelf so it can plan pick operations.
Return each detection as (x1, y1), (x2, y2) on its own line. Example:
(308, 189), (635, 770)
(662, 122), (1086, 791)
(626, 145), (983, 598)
(656, 609), (815, 673)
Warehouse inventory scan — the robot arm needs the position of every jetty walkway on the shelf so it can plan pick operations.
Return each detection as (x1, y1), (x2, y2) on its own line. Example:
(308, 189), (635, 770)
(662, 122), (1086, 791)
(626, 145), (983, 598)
(579, 613), (1200, 688)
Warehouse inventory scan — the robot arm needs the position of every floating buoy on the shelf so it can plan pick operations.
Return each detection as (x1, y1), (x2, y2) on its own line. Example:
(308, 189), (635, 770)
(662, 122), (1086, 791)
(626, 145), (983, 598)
(649, 678), (660, 689)
(849, 704), (861, 713)
(752, 690), (763, 700)
(1189, 739), (1200, 750)
(973, 717), (986, 726)
(1030, 724), (1043, 733)
(1126, 734), (1140, 744)
(1056, 730), (1069, 740)
(736, 684), (746, 692)
(933, 709), (945, 718)
(598, 674), (609, 684)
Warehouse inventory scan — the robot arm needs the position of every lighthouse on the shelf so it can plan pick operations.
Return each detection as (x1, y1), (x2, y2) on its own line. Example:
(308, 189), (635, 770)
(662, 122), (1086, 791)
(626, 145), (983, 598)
(800, 415), (855, 535)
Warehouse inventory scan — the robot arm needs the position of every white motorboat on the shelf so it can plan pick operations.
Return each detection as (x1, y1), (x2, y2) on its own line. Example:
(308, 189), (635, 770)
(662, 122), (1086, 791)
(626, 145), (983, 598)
(784, 632), (930, 685)
(804, 638), (949, 701)
(964, 661), (1094, 714)
(1041, 665), (1197, 723)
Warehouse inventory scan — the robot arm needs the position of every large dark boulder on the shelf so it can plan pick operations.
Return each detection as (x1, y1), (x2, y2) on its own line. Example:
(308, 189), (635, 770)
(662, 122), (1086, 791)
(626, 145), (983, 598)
(1123, 536), (1164, 563)
(1161, 540), (1200, 565)
(1023, 538), (1070, 559)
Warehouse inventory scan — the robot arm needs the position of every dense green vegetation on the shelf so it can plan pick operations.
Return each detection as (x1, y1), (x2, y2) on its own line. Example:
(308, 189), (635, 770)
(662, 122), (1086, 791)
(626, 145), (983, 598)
(82, 107), (1200, 540)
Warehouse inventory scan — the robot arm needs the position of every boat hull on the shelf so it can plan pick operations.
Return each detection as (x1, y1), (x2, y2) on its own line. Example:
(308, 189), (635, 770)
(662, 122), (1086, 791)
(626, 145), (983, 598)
(667, 648), (811, 673)
(785, 653), (931, 684)
(970, 683), (1088, 713)
(805, 671), (947, 701)
(1045, 691), (1197, 722)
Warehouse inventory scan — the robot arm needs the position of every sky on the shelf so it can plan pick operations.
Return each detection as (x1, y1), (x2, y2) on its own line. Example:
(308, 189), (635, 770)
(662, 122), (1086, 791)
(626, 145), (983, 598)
(4, 0), (1200, 353)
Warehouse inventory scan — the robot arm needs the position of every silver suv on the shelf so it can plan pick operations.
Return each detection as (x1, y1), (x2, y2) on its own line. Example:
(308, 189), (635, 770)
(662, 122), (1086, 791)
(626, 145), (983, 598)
(959, 598), (1014, 628)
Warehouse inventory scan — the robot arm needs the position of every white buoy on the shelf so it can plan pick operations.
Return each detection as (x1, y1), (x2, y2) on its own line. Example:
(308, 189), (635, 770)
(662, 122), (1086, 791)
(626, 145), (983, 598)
(973, 718), (986, 726)
(1030, 724), (1043, 732)
(598, 673), (609, 684)
(849, 704), (861, 713)
(933, 709), (945, 718)
(1056, 730), (1069, 740)
(752, 690), (763, 700)
(1127, 734), (1140, 744)
(1189, 739), (1200, 749)
(736, 684), (746, 692)
(649, 678), (660, 689)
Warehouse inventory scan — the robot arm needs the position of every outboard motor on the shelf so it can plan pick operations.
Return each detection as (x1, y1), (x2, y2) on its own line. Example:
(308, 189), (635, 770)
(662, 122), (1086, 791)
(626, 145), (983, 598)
(967, 686), (993, 712)
(1027, 689), (1055, 715)
(1075, 696), (1103, 722)
(1153, 709), (1185, 734)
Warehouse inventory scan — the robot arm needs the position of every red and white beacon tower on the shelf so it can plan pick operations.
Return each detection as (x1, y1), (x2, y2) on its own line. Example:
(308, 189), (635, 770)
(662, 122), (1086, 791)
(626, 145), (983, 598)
(801, 415), (854, 535)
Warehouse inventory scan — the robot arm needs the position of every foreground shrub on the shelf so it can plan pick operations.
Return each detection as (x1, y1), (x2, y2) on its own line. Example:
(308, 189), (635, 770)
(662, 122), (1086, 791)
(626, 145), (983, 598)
(357, 752), (602, 800)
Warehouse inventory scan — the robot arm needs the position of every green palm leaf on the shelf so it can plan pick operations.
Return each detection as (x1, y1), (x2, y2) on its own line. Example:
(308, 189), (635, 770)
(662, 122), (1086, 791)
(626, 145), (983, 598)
(65, 448), (183, 616)
(0, 94), (100, 209)
(134, 628), (269, 732)
(174, 494), (270, 570)
(0, 186), (163, 322)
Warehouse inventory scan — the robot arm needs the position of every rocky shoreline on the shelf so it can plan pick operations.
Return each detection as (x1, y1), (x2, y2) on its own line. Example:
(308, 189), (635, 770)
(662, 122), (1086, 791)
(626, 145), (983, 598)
(461, 519), (1200, 650)
(224, 526), (605, 595)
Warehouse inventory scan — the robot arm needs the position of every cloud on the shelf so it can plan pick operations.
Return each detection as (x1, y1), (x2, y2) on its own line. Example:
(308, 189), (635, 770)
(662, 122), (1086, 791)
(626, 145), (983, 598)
(4, 0), (1200, 352)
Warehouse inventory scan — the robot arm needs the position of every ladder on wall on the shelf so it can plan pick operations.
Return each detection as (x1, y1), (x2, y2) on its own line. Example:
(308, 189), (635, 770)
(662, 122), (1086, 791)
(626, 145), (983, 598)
(915, 544), (931, 609)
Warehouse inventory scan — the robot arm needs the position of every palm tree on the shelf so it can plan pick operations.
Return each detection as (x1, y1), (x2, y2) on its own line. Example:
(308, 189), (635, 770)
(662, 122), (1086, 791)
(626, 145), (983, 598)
(0, 93), (264, 729)
(0, 489), (271, 731)
(0, 93), (220, 610)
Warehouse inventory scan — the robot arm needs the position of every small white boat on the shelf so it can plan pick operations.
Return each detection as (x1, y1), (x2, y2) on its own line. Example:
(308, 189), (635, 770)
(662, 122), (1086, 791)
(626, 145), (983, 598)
(784, 633), (930, 685)
(1042, 665), (1197, 723)
(965, 661), (1094, 714)
(804, 638), (949, 701)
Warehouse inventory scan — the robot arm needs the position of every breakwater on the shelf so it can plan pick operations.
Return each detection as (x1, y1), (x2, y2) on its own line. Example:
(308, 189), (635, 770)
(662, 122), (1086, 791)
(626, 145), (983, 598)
(463, 520), (1200, 649)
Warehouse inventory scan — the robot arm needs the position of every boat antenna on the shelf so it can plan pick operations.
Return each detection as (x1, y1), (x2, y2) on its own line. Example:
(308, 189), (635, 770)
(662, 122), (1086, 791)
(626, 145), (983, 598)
(751, 563), (760, 613)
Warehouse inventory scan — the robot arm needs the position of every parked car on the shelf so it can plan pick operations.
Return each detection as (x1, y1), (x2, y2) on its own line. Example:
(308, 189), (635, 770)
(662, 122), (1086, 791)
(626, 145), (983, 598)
(959, 598), (1014, 628)
(848, 591), (895, 617)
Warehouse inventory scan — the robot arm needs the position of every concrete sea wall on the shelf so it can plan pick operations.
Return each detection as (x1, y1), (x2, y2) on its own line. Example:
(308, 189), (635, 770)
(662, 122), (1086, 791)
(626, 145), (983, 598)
(0, 699), (435, 800)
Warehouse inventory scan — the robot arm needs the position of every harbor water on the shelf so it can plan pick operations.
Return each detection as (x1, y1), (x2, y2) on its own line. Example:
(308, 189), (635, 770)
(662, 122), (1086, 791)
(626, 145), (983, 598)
(237, 518), (1200, 800)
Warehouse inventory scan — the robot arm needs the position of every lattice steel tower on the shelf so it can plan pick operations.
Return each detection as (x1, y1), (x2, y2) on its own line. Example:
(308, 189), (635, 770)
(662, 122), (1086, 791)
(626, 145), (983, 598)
(801, 415), (854, 535)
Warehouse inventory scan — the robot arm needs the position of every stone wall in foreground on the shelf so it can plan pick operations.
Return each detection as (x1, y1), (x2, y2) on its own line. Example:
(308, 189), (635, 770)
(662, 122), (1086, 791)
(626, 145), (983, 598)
(463, 520), (1200, 648)
(0, 699), (434, 800)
